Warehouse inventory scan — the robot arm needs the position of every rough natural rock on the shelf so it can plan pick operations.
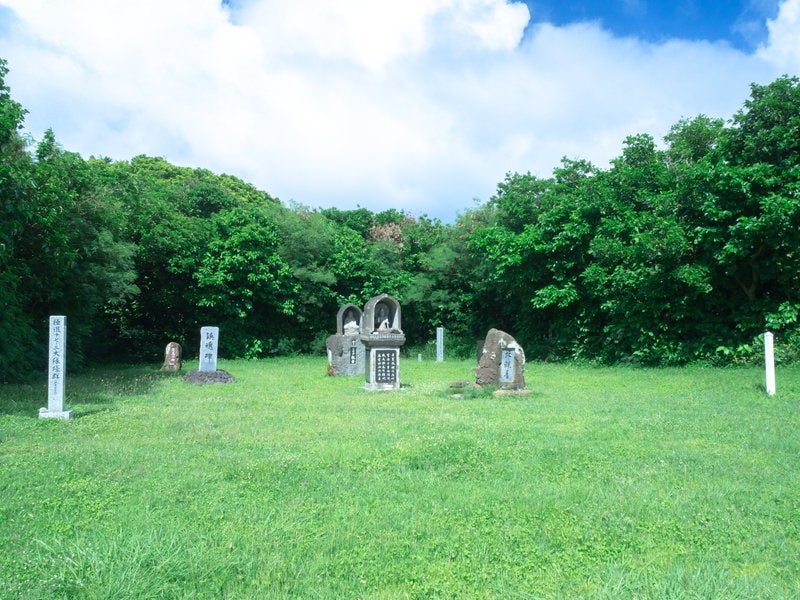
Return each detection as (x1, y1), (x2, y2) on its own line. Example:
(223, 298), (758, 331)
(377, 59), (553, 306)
(475, 328), (526, 390)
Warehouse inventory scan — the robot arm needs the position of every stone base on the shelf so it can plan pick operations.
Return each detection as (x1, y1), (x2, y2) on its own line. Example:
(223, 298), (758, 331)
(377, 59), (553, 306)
(364, 381), (400, 392)
(492, 388), (531, 397)
(183, 369), (235, 385)
(39, 408), (73, 420)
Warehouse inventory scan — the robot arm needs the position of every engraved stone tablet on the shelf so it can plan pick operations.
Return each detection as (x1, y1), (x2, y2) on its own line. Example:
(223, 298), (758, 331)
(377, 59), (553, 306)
(499, 348), (515, 383)
(199, 326), (219, 372)
(40, 315), (72, 419)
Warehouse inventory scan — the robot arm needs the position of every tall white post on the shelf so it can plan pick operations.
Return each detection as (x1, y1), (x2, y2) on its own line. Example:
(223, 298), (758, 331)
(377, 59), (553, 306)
(764, 331), (776, 396)
(40, 315), (72, 419)
(436, 327), (444, 362)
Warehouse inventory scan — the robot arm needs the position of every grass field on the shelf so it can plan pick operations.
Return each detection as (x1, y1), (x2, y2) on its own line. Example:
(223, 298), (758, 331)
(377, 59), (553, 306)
(1, 357), (799, 598)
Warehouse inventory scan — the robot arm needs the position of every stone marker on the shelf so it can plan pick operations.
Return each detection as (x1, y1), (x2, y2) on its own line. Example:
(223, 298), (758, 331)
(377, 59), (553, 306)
(765, 331), (776, 396)
(436, 327), (444, 362)
(361, 294), (405, 391)
(40, 315), (73, 419)
(161, 341), (182, 372)
(184, 326), (233, 384)
(326, 304), (365, 376)
(476, 328), (526, 390)
(199, 326), (219, 372)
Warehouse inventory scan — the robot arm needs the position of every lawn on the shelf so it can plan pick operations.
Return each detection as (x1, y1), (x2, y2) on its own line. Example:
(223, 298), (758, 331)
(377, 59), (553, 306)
(1, 357), (799, 598)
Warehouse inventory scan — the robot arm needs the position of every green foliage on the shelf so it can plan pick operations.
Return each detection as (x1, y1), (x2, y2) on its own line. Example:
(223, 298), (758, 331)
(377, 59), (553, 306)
(0, 59), (37, 381)
(458, 77), (800, 365)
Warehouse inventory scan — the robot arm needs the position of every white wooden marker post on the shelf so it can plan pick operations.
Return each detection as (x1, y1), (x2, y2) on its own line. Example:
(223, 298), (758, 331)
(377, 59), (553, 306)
(436, 327), (444, 362)
(40, 315), (72, 419)
(764, 331), (776, 396)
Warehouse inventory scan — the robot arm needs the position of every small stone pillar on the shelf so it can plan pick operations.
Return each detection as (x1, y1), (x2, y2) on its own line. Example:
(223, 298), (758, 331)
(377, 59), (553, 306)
(436, 327), (444, 362)
(326, 304), (365, 376)
(40, 315), (72, 419)
(161, 342), (182, 372)
(361, 294), (405, 391)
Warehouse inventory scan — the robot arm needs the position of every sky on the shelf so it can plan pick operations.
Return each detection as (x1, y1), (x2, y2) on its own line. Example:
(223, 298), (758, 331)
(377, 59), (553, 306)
(0, 1), (798, 222)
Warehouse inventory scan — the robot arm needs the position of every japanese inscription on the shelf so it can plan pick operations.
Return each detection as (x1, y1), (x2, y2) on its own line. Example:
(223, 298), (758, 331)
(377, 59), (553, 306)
(499, 348), (515, 383)
(48, 315), (66, 411)
(375, 350), (397, 384)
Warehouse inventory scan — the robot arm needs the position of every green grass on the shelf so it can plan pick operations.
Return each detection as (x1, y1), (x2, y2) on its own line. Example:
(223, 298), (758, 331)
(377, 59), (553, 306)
(1, 357), (799, 598)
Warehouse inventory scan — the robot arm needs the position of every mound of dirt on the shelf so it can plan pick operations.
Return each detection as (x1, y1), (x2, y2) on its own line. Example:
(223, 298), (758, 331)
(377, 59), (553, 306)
(182, 369), (235, 385)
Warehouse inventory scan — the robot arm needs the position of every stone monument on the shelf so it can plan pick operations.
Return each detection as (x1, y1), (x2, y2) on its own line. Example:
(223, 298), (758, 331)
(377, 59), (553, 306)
(361, 294), (405, 391)
(199, 326), (219, 372)
(160, 341), (182, 372)
(476, 328), (526, 390)
(40, 315), (73, 419)
(183, 326), (234, 384)
(326, 304), (365, 376)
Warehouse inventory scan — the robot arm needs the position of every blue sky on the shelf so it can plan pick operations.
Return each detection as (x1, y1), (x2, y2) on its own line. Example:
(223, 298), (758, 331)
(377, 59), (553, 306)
(523, 1), (779, 49)
(0, 0), (797, 221)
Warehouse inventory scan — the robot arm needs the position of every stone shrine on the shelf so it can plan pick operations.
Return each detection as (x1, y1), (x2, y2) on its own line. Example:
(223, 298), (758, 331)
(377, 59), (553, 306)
(476, 328), (526, 390)
(326, 304), (365, 376)
(361, 294), (405, 391)
(160, 341), (182, 372)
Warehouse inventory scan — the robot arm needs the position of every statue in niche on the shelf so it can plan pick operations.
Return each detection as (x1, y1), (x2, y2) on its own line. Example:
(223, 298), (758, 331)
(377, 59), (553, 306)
(343, 309), (360, 334)
(375, 302), (391, 331)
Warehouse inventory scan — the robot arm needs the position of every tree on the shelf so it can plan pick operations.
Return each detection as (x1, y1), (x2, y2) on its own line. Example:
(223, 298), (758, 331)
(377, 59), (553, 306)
(0, 58), (37, 381)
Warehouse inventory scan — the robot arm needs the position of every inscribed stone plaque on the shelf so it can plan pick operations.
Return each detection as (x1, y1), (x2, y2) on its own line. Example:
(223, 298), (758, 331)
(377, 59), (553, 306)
(436, 327), (444, 362)
(199, 326), (219, 372)
(375, 350), (397, 384)
(499, 348), (515, 383)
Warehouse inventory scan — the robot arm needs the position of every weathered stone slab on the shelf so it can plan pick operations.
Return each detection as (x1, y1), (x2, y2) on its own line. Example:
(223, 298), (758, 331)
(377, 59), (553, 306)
(476, 328), (526, 390)
(326, 333), (365, 376)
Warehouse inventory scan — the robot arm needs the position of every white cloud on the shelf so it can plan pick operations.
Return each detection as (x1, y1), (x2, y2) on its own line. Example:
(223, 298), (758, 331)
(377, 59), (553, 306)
(758, 0), (800, 72)
(0, 0), (792, 220)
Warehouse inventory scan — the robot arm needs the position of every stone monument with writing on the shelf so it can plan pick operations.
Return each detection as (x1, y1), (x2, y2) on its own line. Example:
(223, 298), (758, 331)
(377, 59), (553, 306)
(476, 328), (526, 390)
(183, 326), (235, 384)
(326, 304), (365, 376)
(40, 315), (73, 419)
(160, 341), (182, 372)
(199, 326), (219, 372)
(361, 294), (405, 391)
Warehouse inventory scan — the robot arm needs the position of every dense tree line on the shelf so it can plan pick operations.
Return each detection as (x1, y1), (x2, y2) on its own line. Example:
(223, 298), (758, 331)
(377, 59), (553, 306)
(1, 57), (798, 381)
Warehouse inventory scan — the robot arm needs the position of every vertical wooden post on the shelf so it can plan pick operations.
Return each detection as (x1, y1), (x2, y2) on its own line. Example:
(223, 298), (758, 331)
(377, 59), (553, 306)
(765, 331), (776, 396)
